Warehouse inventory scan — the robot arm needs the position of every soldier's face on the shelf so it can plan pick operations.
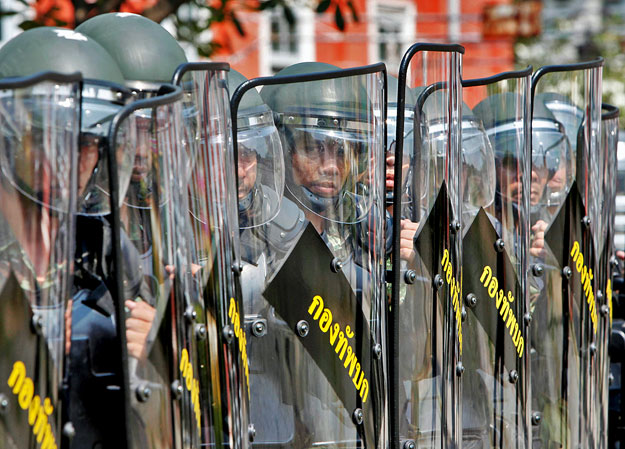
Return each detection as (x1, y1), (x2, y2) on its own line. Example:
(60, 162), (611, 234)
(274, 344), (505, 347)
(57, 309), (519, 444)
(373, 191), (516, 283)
(132, 121), (152, 184)
(291, 134), (348, 197)
(498, 157), (522, 204)
(237, 145), (257, 199)
(78, 134), (100, 196)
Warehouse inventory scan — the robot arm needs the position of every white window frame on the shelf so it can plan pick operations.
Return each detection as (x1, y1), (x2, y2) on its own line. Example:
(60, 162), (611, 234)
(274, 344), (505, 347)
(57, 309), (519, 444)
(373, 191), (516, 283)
(259, 7), (315, 76)
(368, 0), (416, 74)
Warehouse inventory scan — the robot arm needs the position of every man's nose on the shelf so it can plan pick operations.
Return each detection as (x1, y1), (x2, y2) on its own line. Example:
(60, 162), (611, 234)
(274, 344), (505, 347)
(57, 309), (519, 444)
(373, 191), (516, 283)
(386, 154), (395, 167)
(319, 155), (341, 177)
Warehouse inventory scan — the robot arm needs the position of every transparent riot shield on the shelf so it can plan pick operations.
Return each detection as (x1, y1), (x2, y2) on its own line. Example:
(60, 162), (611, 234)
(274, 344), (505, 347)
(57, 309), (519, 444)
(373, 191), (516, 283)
(172, 62), (249, 449)
(231, 64), (387, 449)
(0, 72), (81, 449)
(595, 104), (619, 449)
(530, 59), (603, 449)
(461, 68), (532, 448)
(106, 84), (189, 449)
(389, 43), (464, 449)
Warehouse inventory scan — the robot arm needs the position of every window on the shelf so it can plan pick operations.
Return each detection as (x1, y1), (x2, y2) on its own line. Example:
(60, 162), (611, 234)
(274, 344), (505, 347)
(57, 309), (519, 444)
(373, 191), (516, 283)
(371, 2), (416, 74)
(260, 8), (315, 75)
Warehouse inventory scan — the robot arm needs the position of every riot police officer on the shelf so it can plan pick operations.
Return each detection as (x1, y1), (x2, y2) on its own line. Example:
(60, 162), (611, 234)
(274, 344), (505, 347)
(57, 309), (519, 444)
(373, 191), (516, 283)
(231, 61), (387, 449)
(0, 26), (138, 449)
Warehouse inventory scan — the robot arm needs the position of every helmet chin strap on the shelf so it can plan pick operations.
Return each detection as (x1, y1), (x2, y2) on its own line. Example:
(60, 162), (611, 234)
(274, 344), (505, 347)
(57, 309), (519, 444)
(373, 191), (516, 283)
(238, 188), (254, 213)
(301, 185), (337, 214)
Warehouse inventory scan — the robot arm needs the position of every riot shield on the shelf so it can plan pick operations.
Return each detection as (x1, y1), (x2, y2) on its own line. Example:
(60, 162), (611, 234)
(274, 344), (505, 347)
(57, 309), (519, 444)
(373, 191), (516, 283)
(231, 63), (387, 449)
(0, 72), (81, 449)
(172, 62), (250, 449)
(461, 68), (532, 448)
(530, 59), (603, 449)
(595, 104), (619, 449)
(390, 43), (464, 449)
(106, 84), (190, 449)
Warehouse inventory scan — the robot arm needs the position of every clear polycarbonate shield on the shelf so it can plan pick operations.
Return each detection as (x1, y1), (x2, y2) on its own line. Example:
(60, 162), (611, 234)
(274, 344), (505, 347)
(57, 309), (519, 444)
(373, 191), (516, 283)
(530, 59), (603, 449)
(236, 101), (285, 230)
(595, 104), (619, 449)
(173, 63), (249, 449)
(78, 81), (135, 215)
(461, 69), (532, 449)
(0, 73), (80, 449)
(389, 44), (463, 449)
(231, 65), (387, 449)
(106, 85), (191, 448)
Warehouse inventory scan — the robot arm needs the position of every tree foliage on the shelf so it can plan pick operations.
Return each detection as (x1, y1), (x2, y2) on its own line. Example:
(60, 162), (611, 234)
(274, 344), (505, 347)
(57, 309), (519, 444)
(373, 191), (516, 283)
(3, 0), (359, 57)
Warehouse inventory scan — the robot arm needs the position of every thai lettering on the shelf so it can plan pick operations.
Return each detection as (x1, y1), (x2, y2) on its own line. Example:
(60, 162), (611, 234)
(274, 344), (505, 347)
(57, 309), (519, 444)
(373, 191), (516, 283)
(441, 249), (463, 354)
(228, 297), (250, 398)
(570, 241), (598, 333)
(179, 349), (201, 431)
(479, 265), (524, 358)
(307, 295), (369, 403)
(7, 361), (58, 449)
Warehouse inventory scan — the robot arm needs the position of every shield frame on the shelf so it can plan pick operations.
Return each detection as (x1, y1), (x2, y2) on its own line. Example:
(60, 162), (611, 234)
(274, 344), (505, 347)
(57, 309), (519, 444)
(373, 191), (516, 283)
(530, 57), (604, 449)
(0, 70), (82, 449)
(390, 42), (464, 449)
(105, 83), (184, 449)
(596, 103), (619, 449)
(172, 61), (251, 449)
(230, 62), (388, 449)
(460, 66), (533, 449)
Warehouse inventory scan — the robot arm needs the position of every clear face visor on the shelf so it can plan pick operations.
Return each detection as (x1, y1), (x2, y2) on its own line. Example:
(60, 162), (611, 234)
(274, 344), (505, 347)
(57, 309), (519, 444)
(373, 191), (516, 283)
(122, 109), (181, 210)
(544, 100), (583, 156)
(237, 113), (285, 229)
(0, 87), (80, 214)
(78, 98), (136, 215)
(283, 123), (373, 224)
(462, 119), (496, 213)
(531, 124), (574, 208)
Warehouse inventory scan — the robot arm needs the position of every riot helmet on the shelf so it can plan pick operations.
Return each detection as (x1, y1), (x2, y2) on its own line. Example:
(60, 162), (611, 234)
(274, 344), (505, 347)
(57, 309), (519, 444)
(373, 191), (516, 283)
(230, 69), (285, 228)
(76, 13), (188, 92)
(539, 92), (584, 156)
(532, 97), (574, 213)
(77, 14), (189, 212)
(260, 62), (375, 225)
(0, 27), (133, 216)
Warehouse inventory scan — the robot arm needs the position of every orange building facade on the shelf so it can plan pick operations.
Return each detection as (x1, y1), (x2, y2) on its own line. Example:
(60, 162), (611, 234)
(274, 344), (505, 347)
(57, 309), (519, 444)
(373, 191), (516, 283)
(215, 0), (516, 83)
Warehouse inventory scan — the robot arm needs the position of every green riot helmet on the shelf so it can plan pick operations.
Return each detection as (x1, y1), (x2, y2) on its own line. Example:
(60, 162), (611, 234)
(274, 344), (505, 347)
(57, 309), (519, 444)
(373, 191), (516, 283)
(77, 14), (190, 212)
(0, 27), (134, 215)
(461, 102), (496, 217)
(539, 92), (584, 157)
(386, 75), (416, 206)
(230, 69), (285, 228)
(76, 12), (188, 92)
(260, 62), (375, 224)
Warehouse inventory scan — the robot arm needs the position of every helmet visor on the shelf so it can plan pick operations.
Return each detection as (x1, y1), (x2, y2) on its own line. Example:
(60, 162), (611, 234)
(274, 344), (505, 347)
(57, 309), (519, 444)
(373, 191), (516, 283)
(283, 123), (372, 224)
(237, 109), (285, 229)
(531, 123), (574, 208)
(78, 83), (135, 215)
(462, 119), (496, 214)
(0, 83), (80, 214)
